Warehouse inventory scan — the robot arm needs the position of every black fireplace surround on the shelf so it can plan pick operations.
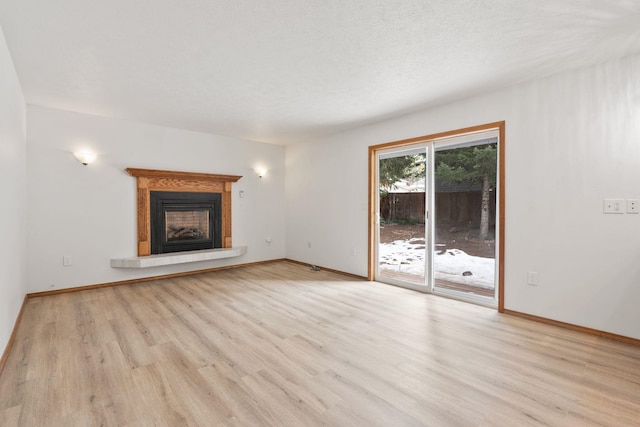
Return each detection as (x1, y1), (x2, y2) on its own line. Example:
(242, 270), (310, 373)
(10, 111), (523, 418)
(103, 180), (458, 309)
(150, 191), (221, 254)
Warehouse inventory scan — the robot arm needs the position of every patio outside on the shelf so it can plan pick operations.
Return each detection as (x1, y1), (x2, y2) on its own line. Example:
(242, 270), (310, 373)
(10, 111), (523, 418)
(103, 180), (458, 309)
(379, 222), (496, 297)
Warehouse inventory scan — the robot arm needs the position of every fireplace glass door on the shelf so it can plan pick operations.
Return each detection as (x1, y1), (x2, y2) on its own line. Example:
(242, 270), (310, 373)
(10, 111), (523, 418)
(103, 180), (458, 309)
(165, 210), (210, 242)
(150, 191), (221, 254)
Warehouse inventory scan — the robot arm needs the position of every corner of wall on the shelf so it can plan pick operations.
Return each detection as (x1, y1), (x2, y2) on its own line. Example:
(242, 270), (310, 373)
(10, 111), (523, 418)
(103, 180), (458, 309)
(0, 23), (28, 363)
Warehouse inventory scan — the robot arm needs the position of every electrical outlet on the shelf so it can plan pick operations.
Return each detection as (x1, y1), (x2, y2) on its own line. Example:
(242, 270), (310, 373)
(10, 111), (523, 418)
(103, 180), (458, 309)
(627, 199), (639, 214)
(603, 199), (625, 214)
(527, 271), (539, 286)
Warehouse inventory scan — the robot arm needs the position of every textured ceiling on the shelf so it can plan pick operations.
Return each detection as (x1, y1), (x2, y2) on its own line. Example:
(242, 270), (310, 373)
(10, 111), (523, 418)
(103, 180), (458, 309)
(1, 0), (640, 144)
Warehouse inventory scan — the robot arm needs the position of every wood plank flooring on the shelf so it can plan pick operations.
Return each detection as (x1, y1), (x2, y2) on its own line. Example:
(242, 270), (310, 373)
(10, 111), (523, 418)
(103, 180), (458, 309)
(1, 261), (639, 426)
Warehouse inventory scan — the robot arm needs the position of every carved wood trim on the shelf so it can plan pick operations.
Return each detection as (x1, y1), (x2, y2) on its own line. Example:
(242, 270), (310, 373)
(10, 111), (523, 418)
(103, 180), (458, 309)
(126, 168), (242, 256)
(126, 168), (241, 183)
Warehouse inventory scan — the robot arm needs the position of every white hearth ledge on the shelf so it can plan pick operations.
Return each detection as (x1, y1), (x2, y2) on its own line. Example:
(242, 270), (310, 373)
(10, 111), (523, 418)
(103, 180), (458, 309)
(110, 246), (247, 268)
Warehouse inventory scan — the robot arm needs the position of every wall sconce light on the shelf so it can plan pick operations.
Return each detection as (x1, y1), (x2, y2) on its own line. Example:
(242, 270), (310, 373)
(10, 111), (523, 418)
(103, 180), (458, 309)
(255, 167), (267, 178)
(73, 150), (97, 166)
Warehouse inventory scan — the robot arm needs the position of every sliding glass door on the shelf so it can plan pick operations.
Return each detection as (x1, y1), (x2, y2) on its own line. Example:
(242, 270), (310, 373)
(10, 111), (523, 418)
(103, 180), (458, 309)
(374, 128), (500, 306)
(376, 147), (428, 289)
(432, 135), (498, 302)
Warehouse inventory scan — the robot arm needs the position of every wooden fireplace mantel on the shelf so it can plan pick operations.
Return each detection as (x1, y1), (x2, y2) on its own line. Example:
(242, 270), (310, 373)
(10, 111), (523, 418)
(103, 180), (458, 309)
(126, 168), (242, 256)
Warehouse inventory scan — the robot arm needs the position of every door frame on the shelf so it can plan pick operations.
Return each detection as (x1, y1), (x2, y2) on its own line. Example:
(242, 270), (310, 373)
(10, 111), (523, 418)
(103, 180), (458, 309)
(368, 121), (506, 312)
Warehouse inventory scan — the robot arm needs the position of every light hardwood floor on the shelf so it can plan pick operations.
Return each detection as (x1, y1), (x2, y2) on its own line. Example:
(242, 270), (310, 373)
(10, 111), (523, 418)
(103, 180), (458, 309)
(1, 261), (639, 426)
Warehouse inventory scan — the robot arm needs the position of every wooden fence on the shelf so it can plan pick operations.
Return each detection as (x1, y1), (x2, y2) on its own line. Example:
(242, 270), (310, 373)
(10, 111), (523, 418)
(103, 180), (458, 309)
(380, 191), (496, 227)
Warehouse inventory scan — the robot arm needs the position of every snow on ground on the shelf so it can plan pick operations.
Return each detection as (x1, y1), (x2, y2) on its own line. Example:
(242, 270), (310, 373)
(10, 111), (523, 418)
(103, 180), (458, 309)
(379, 238), (495, 289)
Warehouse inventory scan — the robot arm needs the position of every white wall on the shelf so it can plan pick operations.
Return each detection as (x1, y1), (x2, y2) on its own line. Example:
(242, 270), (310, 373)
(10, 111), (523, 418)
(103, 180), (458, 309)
(27, 106), (286, 292)
(286, 52), (640, 339)
(0, 27), (27, 354)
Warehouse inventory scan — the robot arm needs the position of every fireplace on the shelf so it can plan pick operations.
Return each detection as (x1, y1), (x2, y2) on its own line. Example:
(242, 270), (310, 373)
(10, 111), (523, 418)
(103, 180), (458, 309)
(126, 168), (241, 256)
(150, 191), (221, 254)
